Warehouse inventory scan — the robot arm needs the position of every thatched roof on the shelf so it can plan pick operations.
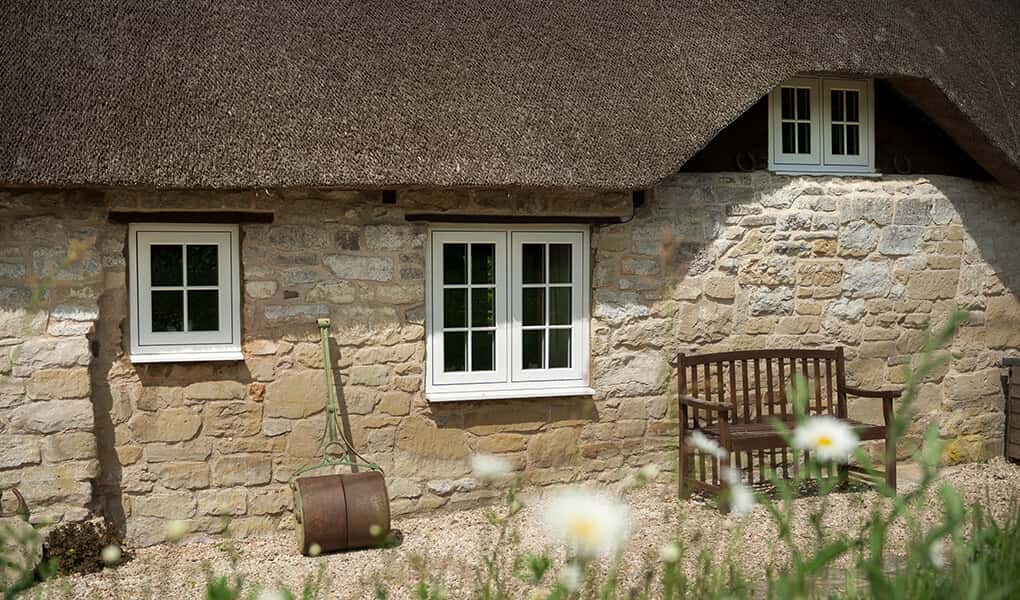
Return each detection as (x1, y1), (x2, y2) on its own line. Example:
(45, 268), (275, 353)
(0, 1), (1018, 189)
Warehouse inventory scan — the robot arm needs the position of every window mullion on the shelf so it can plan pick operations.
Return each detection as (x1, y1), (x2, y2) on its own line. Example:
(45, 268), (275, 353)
(181, 244), (189, 333)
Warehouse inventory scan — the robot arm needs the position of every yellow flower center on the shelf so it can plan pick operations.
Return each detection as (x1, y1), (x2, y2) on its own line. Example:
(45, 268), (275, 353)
(815, 435), (833, 448)
(568, 517), (599, 544)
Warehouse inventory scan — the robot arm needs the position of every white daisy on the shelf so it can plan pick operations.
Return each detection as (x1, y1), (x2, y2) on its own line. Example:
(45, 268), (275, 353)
(722, 467), (756, 517)
(164, 520), (189, 542)
(928, 538), (946, 569)
(792, 416), (859, 463)
(100, 544), (121, 565)
(543, 487), (631, 559)
(658, 542), (681, 563)
(256, 590), (286, 600)
(558, 563), (583, 592)
(470, 454), (513, 481)
(638, 463), (661, 482)
(687, 430), (728, 460)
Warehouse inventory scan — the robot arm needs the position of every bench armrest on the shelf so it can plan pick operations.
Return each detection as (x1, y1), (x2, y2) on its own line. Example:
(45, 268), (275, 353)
(842, 386), (901, 399)
(679, 394), (731, 413)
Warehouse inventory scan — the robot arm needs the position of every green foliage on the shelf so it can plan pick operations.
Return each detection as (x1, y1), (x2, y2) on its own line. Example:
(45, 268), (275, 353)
(42, 519), (121, 576)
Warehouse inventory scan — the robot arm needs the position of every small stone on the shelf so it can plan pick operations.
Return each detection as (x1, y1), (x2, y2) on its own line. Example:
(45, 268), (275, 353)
(306, 281), (356, 304)
(12, 400), (93, 433)
(129, 409), (201, 442)
(0, 435), (41, 468)
(877, 226), (925, 256)
(245, 281), (278, 299)
(323, 255), (394, 282)
(837, 221), (879, 257)
(748, 287), (794, 316)
(197, 488), (248, 516)
(185, 381), (247, 401)
(703, 277), (735, 300)
(211, 454), (272, 486)
(132, 492), (197, 519)
(25, 368), (90, 400)
(843, 262), (892, 299)
(202, 402), (263, 437)
(41, 432), (96, 462)
(151, 462), (211, 490)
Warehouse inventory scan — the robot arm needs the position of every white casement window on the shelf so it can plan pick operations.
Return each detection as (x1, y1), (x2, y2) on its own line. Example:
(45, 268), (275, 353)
(768, 77), (875, 175)
(128, 223), (242, 362)
(426, 226), (592, 401)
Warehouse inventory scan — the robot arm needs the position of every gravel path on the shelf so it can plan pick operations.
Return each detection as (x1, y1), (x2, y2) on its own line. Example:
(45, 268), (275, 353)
(24, 459), (1020, 599)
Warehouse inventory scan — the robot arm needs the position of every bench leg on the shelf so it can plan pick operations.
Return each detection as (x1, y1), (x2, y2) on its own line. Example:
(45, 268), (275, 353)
(885, 438), (897, 491)
(678, 441), (691, 499)
(838, 464), (849, 489)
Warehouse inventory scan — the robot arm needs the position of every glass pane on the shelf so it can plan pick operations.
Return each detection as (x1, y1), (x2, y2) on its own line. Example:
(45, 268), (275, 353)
(471, 331), (495, 372)
(471, 287), (495, 327)
(846, 125), (860, 155)
(443, 244), (467, 285)
(186, 245), (218, 286)
(549, 244), (572, 283)
(522, 330), (544, 370)
(781, 88), (794, 120)
(549, 286), (571, 325)
(846, 91), (859, 122)
(781, 122), (795, 154)
(522, 244), (545, 284)
(187, 290), (219, 331)
(797, 123), (811, 154)
(443, 332), (467, 372)
(443, 288), (467, 328)
(150, 245), (183, 286)
(151, 290), (184, 332)
(522, 288), (545, 326)
(831, 90), (844, 122)
(796, 88), (810, 119)
(470, 243), (495, 285)
(831, 124), (845, 155)
(549, 329), (571, 369)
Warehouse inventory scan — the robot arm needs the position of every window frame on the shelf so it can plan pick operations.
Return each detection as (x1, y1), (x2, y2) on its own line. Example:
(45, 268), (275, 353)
(768, 77), (876, 175)
(128, 223), (243, 363)
(425, 224), (592, 402)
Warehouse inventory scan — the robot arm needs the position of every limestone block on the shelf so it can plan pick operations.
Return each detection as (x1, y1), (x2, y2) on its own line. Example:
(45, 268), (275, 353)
(306, 281), (356, 304)
(11, 338), (90, 376)
(838, 197), (893, 225)
(703, 277), (735, 300)
(202, 402), (263, 437)
(843, 262), (892, 299)
(737, 257), (795, 286)
(905, 270), (959, 300)
(365, 224), (425, 251)
(132, 492), (197, 519)
(748, 287), (794, 316)
(264, 304), (329, 323)
(143, 440), (212, 463)
(151, 462), (211, 490)
(893, 198), (932, 225)
(129, 409), (200, 443)
(135, 386), (185, 410)
(837, 221), (879, 257)
(878, 226), (925, 256)
(797, 261), (843, 287)
(527, 428), (580, 468)
(396, 416), (469, 460)
(245, 281), (278, 299)
(986, 295), (1020, 348)
(323, 254), (393, 281)
(12, 400), (93, 434)
(249, 488), (291, 515)
(197, 488), (247, 516)
(593, 352), (666, 396)
(41, 432), (96, 462)
(0, 435), (41, 468)
(264, 372), (326, 419)
(469, 433), (527, 454)
(185, 380), (247, 402)
(375, 282), (423, 305)
(284, 414), (326, 458)
(348, 365), (389, 387)
(0, 376), (26, 408)
(211, 454), (272, 487)
(377, 390), (412, 416)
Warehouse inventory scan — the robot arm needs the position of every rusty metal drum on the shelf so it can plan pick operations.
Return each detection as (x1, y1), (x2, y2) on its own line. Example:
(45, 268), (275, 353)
(293, 470), (390, 555)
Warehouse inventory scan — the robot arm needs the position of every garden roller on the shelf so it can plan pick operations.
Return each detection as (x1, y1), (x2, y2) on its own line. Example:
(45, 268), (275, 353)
(290, 318), (390, 555)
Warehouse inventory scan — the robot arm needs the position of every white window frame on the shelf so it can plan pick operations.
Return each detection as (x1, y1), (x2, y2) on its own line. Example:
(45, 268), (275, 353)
(128, 223), (243, 363)
(768, 77), (876, 175)
(425, 224), (592, 402)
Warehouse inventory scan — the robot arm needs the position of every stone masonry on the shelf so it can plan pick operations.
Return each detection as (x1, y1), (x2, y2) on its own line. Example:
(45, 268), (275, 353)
(0, 173), (1017, 545)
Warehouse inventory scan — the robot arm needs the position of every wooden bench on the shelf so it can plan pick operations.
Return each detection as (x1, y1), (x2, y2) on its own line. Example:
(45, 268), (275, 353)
(674, 348), (901, 497)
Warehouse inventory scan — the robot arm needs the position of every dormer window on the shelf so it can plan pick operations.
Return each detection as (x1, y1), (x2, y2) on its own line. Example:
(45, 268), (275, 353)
(768, 77), (875, 175)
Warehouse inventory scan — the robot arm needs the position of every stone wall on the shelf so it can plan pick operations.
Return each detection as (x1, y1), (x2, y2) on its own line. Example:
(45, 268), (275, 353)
(0, 174), (1017, 544)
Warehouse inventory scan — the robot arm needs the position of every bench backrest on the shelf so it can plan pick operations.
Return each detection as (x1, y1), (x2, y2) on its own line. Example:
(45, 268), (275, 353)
(675, 348), (848, 424)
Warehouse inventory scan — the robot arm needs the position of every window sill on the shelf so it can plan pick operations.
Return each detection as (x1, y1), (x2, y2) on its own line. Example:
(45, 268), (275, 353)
(427, 386), (596, 403)
(771, 169), (881, 177)
(129, 350), (245, 364)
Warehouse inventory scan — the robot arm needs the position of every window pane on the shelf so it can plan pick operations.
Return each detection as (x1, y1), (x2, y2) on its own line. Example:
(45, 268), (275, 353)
(549, 286), (571, 325)
(522, 243), (545, 284)
(549, 329), (571, 369)
(846, 91), (859, 122)
(522, 330), (544, 370)
(471, 331), (495, 372)
(549, 244), (572, 283)
(797, 123), (811, 154)
(151, 290), (184, 332)
(471, 287), (495, 327)
(522, 288), (545, 326)
(187, 290), (219, 331)
(796, 88), (810, 119)
(846, 125), (860, 155)
(781, 122), (796, 154)
(443, 288), (467, 328)
(150, 245), (183, 286)
(831, 124), (845, 155)
(470, 243), (495, 284)
(443, 332), (467, 372)
(781, 88), (794, 120)
(831, 90), (844, 122)
(186, 245), (218, 286)
(443, 244), (467, 285)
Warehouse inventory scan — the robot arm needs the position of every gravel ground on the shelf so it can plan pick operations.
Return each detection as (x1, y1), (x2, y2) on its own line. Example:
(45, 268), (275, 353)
(24, 458), (1020, 599)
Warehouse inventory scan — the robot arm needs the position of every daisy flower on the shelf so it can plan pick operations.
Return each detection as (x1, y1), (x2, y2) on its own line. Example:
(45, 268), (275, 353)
(470, 454), (513, 481)
(164, 520), (189, 542)
(100, 544), (121, 565)
(687, 430), (728, 460)
(792, 416), (858, 463)
(558, 563), (583, 592)
(722, 467), (756, 517)
(543, 487), (631, 559)
(928, 538), (947, 569)
(659, 542), (681, 563)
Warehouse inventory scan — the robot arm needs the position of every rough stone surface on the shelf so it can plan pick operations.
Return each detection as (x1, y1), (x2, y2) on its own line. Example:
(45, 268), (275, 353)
(1, 175), (1016, 545)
